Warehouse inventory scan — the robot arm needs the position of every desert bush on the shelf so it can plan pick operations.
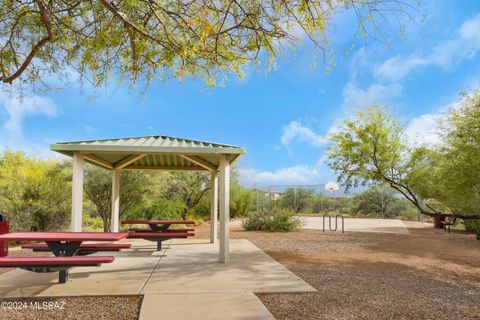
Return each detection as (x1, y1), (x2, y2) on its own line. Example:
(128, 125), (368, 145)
(83, 214), (105, 232)
(464, 220), (480, 235)
(0, 151), (71, 232)
(243, 209), (301, 232)
(126, 198), (186, 221)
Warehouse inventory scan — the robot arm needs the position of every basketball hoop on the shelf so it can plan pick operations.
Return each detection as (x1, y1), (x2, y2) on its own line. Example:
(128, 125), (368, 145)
(325, 181), (339, 193)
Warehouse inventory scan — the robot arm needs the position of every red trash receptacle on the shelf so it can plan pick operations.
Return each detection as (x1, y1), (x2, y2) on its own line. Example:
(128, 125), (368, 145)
(433, 216), (445, 229)
(0, 220), (9, 257)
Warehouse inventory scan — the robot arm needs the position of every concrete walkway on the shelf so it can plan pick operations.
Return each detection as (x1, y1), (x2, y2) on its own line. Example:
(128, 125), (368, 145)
(300, 217), (410, 234)
(0, 239), (315, 320)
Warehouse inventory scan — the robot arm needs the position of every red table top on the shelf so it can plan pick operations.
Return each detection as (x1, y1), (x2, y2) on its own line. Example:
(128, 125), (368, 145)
(0, 232), (129, 242)
(121, 220), (195, 225)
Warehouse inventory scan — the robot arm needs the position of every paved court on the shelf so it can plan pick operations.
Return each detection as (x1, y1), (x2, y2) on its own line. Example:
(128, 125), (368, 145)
(300, 217), (410, 234)
(0, 239), (315, 320)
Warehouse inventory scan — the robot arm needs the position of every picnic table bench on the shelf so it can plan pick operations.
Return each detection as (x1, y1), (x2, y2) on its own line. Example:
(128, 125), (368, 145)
(441, 216), (457, 233)
(21, 243), (131, 255)
(122, 220), (195, 251)
(0, 232), (128, 283)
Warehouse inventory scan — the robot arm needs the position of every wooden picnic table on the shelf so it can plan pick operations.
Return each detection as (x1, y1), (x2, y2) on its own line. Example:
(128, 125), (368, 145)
(0, 232), (128, 282)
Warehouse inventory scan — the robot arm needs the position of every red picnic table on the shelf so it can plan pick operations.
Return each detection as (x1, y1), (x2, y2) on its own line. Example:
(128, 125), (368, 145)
(0, 232), (128, 283)
(122, 220), (195, 251)
(122, 220), (195, 232)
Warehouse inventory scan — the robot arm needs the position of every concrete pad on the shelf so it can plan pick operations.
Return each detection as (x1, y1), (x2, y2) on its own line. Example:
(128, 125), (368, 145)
(142, 239), (315, 294)
(140, 293), (275, 320)
(0, 238), (314, 319)
(300, 217), (410, 234)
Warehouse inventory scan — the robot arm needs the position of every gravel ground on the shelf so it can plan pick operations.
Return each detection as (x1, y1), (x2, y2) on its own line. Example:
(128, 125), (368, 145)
(0, 295), (142, 320)
(197, 221), (480, 319)
(2, 222), (479, 319)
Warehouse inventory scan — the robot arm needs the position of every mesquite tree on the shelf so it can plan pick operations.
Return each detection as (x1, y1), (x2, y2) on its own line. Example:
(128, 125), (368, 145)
(327, 104), (480, 220)
(0, 0), (417, 91)
(84, 166), (152, 231)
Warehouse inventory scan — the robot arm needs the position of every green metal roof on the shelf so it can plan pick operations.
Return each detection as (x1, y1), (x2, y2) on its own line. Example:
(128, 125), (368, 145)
(50, 136), (245, 171)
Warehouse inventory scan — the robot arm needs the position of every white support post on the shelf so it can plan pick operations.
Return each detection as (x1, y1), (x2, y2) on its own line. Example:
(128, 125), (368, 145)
(219, 155), (230, 263)
(210, 172), (218, 244)
(71, 153), (84, 232)
(111, 169), (120, 232)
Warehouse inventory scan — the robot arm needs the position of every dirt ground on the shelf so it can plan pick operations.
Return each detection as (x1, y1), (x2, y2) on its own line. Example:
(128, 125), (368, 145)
(197, 221), (480, 319)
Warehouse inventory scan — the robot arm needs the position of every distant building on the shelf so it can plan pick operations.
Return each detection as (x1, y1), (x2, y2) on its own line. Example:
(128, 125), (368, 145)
(259, 189), (285, 200)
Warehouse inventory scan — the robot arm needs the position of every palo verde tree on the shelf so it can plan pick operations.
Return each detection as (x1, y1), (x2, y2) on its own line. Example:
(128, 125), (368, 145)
(0, 0), (418, 91)
(0, 150), (71, 231)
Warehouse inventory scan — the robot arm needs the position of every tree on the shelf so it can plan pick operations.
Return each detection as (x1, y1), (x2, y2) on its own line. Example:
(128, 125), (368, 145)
(327, 104), (480, 220)
(354, 185), (404, 218)
(230, 176), (255, 218)
(280, 187), (314, 213)
(0, 0), (416, 90)
(0, 151), (71, 231)
(84, 166), (152, 231)
(163, 172), (210, 220)
(440, 91), (480, 215)
(326, 106), (423, 208)
(408, 91), (480, 224)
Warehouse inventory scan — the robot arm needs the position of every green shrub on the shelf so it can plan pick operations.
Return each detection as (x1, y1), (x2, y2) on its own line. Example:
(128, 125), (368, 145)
(83, 214), (105, 232)
(464, 220), (480, 235)
(125, 198), (186, 221)
(243, 209), (301, 232)
(398, 206), (419, 221)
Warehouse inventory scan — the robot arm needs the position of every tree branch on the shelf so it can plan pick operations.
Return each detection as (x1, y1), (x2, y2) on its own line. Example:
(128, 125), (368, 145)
(98, 0), (167, 47)
(1, 0), (53, 84)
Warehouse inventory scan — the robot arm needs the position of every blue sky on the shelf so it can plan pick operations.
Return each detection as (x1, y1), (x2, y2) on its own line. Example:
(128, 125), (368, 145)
(0, 1), (479, 187)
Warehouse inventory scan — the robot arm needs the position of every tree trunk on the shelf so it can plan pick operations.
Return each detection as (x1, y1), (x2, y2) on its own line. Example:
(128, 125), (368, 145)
(101, 214), (110, 232)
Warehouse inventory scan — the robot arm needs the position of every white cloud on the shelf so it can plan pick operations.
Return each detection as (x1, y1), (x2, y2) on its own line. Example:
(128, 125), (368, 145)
(374, 55), (427, 82)
(342, 81), (403, 107)
(82, 124), (98, 134)
(237, 153), (337, 187)
(375, 13), (480, 82)
(404, 98), (465, 147)
(405, 112), (444, 147)
(0, 93), (58, 136)
(238, 165), (323, 186)
(459, 13), (480, 47)
(280, 120), (329, 149)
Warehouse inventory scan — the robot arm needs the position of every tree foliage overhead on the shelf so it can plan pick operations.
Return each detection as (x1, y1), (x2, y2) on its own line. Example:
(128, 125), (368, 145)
(0, 0), (416, 90)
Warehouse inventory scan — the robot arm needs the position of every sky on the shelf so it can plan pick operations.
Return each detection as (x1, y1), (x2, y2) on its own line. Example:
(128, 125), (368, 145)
(0, 1), (479, 188)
